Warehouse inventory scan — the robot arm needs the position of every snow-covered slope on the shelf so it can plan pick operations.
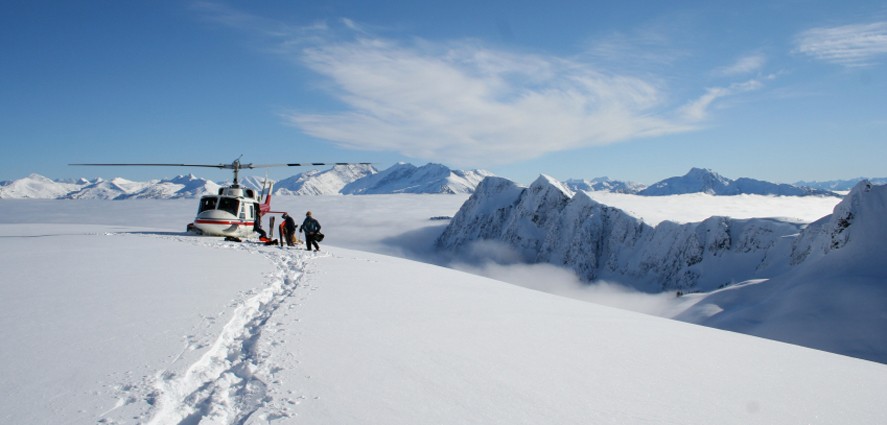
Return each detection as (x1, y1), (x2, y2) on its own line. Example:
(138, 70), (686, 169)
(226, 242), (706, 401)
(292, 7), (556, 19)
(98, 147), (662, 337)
(1, 217), (886, 424)
(0, 173), (83, 199)
(341, 162), (493, 194)
(275, 163), (378, 195)
(676, 181), (887, 363)
(438, 175), (805, 292)
(640, 167), (837, 196)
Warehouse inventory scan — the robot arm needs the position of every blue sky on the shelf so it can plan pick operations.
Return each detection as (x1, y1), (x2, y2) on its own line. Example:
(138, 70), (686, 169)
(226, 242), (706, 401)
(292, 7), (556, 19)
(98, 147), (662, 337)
(2, 0), (886, 185)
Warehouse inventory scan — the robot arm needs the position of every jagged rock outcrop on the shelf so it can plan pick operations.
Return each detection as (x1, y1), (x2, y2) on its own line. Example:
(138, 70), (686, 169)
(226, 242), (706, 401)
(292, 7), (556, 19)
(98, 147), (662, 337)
(437, 175), (805, 291)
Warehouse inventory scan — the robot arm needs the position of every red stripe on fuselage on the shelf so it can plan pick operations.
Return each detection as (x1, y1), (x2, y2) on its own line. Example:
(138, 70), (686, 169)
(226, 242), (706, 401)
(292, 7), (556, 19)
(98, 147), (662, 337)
(194, 219), (254, 226)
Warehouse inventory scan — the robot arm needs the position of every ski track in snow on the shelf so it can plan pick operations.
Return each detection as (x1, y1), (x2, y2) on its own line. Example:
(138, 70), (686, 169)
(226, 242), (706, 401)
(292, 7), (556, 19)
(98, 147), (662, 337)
(102, 232), (325, 425)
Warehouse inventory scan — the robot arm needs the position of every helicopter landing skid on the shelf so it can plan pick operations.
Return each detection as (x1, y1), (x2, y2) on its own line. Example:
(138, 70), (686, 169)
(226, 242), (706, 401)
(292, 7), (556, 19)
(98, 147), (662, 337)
(186, 223), (203, 235)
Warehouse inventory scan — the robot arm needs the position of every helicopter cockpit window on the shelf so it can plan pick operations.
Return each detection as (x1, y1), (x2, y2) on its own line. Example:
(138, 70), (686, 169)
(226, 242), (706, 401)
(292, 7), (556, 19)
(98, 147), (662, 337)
(217, 197), (240, 216)
(198, 197), (217, 213)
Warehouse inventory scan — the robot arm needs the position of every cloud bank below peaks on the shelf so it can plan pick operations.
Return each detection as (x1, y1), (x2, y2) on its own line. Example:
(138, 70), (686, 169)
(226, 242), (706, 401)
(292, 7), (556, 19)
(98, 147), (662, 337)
(285, 31), (706, 166)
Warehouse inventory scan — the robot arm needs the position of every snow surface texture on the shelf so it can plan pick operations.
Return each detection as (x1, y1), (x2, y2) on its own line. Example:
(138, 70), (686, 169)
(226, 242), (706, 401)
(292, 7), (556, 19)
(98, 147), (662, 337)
(1, 207), (886, 424)
(437, 177), (887, 363)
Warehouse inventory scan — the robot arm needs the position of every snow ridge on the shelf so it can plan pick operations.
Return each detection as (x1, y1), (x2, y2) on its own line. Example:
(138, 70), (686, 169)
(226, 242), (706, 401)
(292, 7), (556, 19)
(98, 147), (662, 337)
(438, 175), (805, 292)
(146, 241), (318, 424)
(274, 163), (378, 196)
(340, 162), (493, 195)
(674, 180), (887, 363)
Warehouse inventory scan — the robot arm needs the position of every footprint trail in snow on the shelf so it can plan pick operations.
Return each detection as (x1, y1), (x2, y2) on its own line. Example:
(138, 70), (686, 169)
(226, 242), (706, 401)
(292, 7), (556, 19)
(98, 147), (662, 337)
(128, 235), (325, 425)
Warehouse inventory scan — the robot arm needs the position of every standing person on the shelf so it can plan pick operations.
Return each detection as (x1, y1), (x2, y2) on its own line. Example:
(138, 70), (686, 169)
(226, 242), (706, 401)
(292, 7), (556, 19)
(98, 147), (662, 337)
(300, 211), (322, 252)
(282, 212), (297, 247)
(253, 203), (268, 241)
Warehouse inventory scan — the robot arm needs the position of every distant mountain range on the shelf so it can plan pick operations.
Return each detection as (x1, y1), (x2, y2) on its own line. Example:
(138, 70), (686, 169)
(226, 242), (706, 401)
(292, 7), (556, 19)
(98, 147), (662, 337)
(795, 177), (887, 192)
(563, 177), (645, 194)
(637, 168), (839, 197)
(565, 168), (847, 197)
(0, 163), (492, 199)
(3, 165), (878, 200)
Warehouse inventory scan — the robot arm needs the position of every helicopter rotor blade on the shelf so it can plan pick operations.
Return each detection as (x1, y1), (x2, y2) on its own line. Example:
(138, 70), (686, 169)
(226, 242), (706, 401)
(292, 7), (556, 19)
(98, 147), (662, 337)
(71, 162), (373, 169)
(69, 163), (232, 169)
(245, 162), (374, 168)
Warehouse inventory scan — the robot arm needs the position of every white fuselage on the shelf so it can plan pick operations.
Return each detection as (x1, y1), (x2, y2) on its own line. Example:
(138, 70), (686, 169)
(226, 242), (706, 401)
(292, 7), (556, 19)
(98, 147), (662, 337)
(191, 186), (261, 237)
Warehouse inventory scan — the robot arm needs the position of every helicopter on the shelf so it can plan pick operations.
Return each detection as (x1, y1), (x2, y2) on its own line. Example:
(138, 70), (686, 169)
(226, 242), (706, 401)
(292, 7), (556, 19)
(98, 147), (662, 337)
(70, 158), (371, 238)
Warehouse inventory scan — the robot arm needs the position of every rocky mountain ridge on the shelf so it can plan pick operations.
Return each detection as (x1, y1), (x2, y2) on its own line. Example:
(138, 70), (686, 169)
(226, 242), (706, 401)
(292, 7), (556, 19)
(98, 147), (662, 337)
(437, 175), (880, 293)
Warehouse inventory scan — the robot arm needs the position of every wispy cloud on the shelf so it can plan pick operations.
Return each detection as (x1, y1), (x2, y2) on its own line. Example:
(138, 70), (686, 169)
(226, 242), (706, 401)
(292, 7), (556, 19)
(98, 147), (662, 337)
(794, 21), (887, 67)
(195, 4), (767, 166)
(286, 35), (699, 165)
(714, 53), (766, 77)
(679, 78), (768, 121)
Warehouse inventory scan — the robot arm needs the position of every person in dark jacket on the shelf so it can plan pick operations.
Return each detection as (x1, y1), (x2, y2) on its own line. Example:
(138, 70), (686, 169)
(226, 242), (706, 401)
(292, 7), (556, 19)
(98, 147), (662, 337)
(300, 211), (322, 251)
(253, 203), (268, 241)
(282, 212), (297, 247)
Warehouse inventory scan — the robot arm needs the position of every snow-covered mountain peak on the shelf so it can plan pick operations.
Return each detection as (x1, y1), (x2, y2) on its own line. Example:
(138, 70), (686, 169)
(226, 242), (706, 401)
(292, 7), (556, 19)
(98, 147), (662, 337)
(164, 173), (200, 184)
(791, 180), (887, 264)
(275, 163), (378, 195)
(341, 163), (492, 195)
(0, 174), (82, 199)
(530, 174), (575, 198)
(25, 173), (55, 182)
(641, 167), (731, 196)
(641, 168), (838, 197)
